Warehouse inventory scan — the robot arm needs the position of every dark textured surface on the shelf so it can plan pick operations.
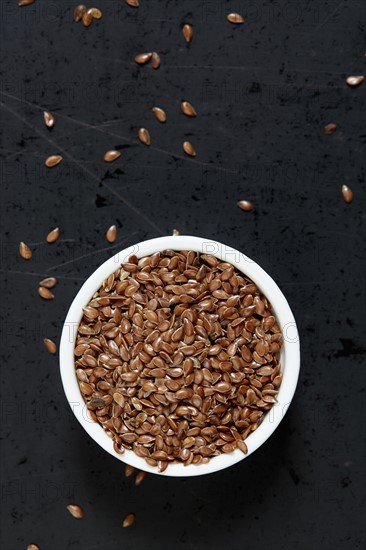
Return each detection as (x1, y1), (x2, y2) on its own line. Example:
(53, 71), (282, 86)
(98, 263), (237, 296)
(0, 1), (365, 549)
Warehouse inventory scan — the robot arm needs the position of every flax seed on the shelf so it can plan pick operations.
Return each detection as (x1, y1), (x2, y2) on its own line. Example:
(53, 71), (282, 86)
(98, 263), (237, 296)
(104, 150), (121, 162)
(237, 200), (254, 212)
(19, 241), (32, 260)
(182, 24), (193, 43)
(227, 13), (245, 24)
(135, 52), (152, 64)
(183, 141), (196, 156)
(46, 227), (60, 243)
(346, 75), (364, 87)
(67, 504), (84, 519)
(181, 101), (197, 117)
(152, 107), (167, 123)
(106, 225), (117, 243)
(341, 185), (353, 204)
(45, 155), (63, 168)
(43, 111), (55, 128)
(138, 128), (151, 145)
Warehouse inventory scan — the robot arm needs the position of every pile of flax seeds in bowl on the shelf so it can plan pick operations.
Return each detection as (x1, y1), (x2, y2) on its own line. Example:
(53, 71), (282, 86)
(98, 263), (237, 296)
(75, 250), (283, 473)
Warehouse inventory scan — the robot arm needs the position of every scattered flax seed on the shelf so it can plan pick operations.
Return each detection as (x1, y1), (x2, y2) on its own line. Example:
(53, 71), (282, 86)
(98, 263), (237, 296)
(123, 513), (135, 528)
(125, 464), (135, 477)
(39, 277), (57, 289)
(181, 101), (197, 117)
(45, 155), (63, 168)
(125, 0), (139, 6)
(88, 7), (102, 19)
(227, 13), (245, 24)
(341, 185), (353, 203)
(346, 75), (364, 87)
(82, 10), (93, 27)
(172, 228), (180, 236)
(138, 128), (151, 145)
(38, 287), (55, 300)
(66, 504), (84, 519)
(43, 111), (55, 128)
(182, 24), (193, 43)
(73, 4), (87, 21)
(18, 0), (35, 6)
(152, 107), (167, 123)
(135, 52), (152, 65)
(43, 338), (57, 355)
(183, 141), (196, 156)
(151, 52), (161, 69)
(106, 225), (117, 243)
(104, 150), (121, 162)
(46, 227), (61, 244)
(135, 471), (148, 486)
(27, 545), (40, 550)
(324, 123), (337, 135)
(19, 242), (32, 260)
(237, 200), (254, 212)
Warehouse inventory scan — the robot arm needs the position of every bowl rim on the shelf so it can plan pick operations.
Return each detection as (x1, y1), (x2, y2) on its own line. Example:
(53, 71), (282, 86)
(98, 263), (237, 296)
(59, 235), (300, 477)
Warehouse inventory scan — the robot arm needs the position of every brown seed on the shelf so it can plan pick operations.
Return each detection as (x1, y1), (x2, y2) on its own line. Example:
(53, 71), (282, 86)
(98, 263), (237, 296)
(135, 471), (148, 486)
(135, 52), (152, 65)
(18, 0), (35, 5)
(237, 440), (248, 454)
(324, 123), (337, 135)
(106, 225), (117, 243)
(46, 227), (60, 244)
(346, 75), (364, 87)
(181, 101), (197, 117)
(151, 52), (161, 69)
(152, 107), (167, 123)
(237, 200), (254, 212)
(66, 504), (84, 519)
(45, 155), (63, 168)
(125, 0), (139, 6)
(138, 128), (151, 146)
(82, 10), (93, 26)
(27, 546), (40, 550)
(88, 7), (102, 19)
(39, 277), (57, 289)
(104, 150), (121, 162)
(43, 111), (55, 128)
(125, 464), (135, 477)
(183, 141), (196, 157)
(182, 24), (193, 43)
(43, 338), (57, 354)
(73, 4), (87, 21)
(123, 512), (135, 528)
(19, 241), (32, 260)
(227, 13), (245, 24)
(38, 287), (55, 300)
(341, 185), (353, 204)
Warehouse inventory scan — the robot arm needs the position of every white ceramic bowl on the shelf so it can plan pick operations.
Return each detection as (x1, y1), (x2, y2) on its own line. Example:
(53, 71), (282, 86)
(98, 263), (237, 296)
(60, 235), (300, 477)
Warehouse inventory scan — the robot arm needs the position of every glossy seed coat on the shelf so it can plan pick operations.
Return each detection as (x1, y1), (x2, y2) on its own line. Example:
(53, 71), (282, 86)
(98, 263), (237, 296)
(19, 242), (32, 260)
(237, 200), (254, 212)
(45, 155), (63, 168)
(182, 24), (193, 43)
(44, 111), (55, 128)
(66, 504), (84, 519)
(152, 107), (167, 123)
(341, 185), (353, 203)
(183, 141), (196, 156)
(181, 101), (197, 117)
(106, 225), (117, 243)
(138, 128), (151, 145)
(43, 338), (57, 354)
(123, 512), (135, 528)
(104, 150), (121, 162)
(46, 227), (60, 243)
(135, 52), (152, 65)
(346, 75), (364, 87)
(227, 13), (244, 24)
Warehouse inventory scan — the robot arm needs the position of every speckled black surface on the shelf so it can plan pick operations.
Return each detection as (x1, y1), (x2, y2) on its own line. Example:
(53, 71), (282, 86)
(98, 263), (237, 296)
(0, 1), (365, 549)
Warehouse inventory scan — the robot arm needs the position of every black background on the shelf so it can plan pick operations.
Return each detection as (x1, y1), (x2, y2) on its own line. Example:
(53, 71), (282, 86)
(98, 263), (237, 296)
(0, 1), (365, 549)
